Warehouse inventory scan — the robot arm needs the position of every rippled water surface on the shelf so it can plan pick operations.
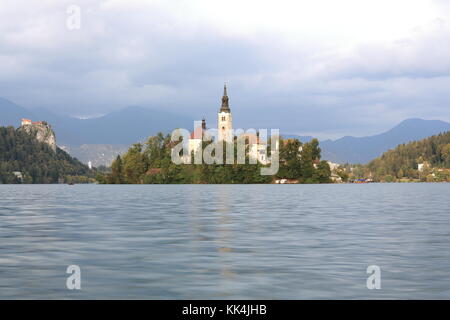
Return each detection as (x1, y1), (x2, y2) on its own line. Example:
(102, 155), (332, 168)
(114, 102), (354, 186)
(0, 184), (449, 299)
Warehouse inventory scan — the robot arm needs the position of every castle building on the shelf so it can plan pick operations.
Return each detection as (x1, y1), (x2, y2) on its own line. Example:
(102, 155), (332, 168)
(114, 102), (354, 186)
(217, 84), (233, 143)
(21, 118), (32, 126)
(21, 119), (45, 126)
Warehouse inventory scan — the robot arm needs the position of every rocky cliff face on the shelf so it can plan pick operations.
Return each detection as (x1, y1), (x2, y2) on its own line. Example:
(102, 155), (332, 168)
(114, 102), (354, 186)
(19, 122), (57, 152)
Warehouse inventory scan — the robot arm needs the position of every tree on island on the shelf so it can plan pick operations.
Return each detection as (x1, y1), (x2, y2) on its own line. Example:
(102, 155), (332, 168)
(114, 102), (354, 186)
(276, 138), (331, 183)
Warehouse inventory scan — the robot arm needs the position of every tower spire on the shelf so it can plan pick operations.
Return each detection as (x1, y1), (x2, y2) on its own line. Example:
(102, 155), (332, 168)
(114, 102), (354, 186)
(220, 83), (230, 113)
(218, 83), (233, 142)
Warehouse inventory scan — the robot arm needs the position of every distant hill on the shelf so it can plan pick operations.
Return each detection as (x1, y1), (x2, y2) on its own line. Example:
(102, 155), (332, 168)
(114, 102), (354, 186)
(0, 97), (36, 127)
(75, 106), (194, 145)
(0, 126), (93, 183)
(60, 144), (129, 168)
(316, 119), (450, 164)
(366, 131), (450, 182)
(0, 98), (195, 145)
(280, 134), (314, 143)
(32, 106), (195, 145)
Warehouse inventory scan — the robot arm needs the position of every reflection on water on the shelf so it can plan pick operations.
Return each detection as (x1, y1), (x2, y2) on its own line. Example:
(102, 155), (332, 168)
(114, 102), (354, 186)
(0, 183), (450, 299)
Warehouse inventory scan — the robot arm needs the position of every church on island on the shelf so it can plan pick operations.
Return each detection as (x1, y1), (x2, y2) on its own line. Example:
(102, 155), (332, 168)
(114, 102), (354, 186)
(186, 84), (271, 164)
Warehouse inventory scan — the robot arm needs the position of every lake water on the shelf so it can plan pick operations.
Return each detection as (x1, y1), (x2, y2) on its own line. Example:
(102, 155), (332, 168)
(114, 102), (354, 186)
(0, 183), (449, 299)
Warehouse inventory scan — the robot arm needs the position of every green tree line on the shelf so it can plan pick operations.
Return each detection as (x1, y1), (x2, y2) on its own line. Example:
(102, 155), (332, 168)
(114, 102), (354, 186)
(98, 133), (332, 184)
(360, 131), (450, 182)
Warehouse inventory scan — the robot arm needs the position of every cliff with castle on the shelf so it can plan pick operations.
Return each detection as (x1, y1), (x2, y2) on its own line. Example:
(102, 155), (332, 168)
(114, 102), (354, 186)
(0, 124), (92, 184)
(19, 119), (57, 152)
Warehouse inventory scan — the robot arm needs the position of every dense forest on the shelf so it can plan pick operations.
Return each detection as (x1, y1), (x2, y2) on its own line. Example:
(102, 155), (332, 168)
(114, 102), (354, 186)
(97, 133), (332, 184)
(348, 131), (450, 182)
(0, 126), (94, 183)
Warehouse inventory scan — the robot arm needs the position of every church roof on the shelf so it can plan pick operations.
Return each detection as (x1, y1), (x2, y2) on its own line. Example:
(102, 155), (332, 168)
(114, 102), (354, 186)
(190, 126), (204, 139)
(190, 118), (207, 139)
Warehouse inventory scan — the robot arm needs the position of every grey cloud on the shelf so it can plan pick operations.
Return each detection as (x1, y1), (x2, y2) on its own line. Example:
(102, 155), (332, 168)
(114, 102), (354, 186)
(0, 0), (450, 138)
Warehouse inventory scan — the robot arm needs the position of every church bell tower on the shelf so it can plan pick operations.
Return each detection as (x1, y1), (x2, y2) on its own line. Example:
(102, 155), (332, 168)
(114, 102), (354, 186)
(217, 84), (233, 143)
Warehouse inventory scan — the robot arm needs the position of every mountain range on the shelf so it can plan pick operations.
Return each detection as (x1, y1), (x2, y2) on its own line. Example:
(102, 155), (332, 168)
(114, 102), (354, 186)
(318, 118), (450, 164)
(0, 97), (194, 166)
(0, 99), (194, 145)
(1, 97), (449, 165)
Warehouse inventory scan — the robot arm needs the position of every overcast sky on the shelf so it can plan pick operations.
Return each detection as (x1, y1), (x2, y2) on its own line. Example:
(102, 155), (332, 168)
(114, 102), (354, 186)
(1, 0), (450, 138)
